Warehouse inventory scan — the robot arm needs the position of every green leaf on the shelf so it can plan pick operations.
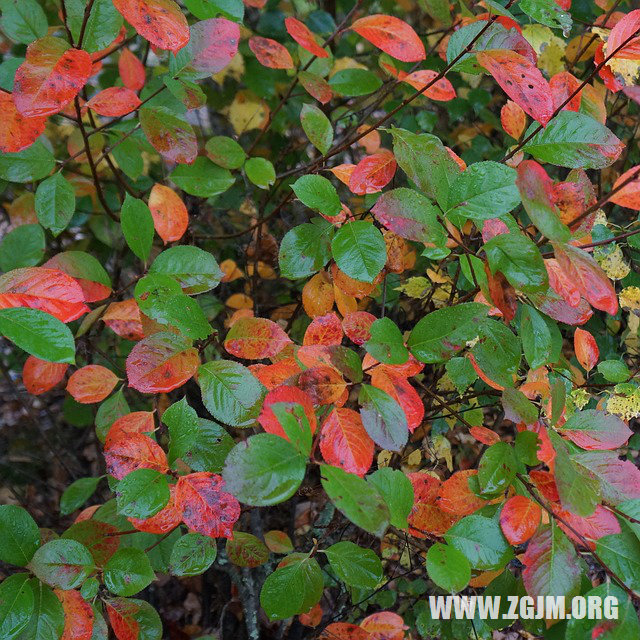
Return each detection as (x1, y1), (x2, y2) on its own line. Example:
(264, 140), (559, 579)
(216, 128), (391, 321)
(597, 360), (630, 383)
(104, 548), (155, 596)
(446, 356), (478, 393)
(104, 598), (161, 640)
(390, 127), (461, 207)
(66, 0), (123, 52)
(205, 135), (246, 169)
(60, 476), (101, 516)
(300, 103), (333, 154)
(0, 573), (33, 640)
(324, 541), (382, 588)
(278, 219), (334, 279)
(0, 308), (75, 364)
(331, 220), (386, 283)
(407, 303), (487, 363)
(520, 304), (562, 369)
(260, 553), (323, 620)
(169, 533), (217, 576)
(80, 577), (99, 601)
(321, 465), (390, 537)
(170, 157), (235, 197)
(226, 531), (269, 568)
(520, 0), (571, 33)
(514, 430), (541, 466)
(365, 317), (409, 365)
(198, 360), (265, 427)
(35, 173), (75, 236)
(418, 0), (451, 25)
(44, 250), (111, 288)
(184, 0), (244, 20)
(596, 526), (640, 592)
(501, 388), (538, 425)
(0, 224), (45, 270)
(29, 539), (94, 589)
(483, 233), (548, 293)
(111, 133), (144, 180)
(470, 319), (521, 388)
(223, 434), (307, 505)
(291, 175), (341, 217)
(0, 141), (55, 183)
(245, 157), (275, 189)
(95, 388), (130, 443)
(0, 505), (40, 566)
(0, 0), (47, 44)
(329, 68), (382, 96)
(359, 384), (409, 452)
(446, 161), (520, 221)
(426, 543), (471, 593)
(120, 194), (154, 263)
(116, 469), (170, 519)
(522, 112), (623, 169)
(366, 468), (414, 529)
(444, 515), (513, 570)
(477, 442), (517, 494)
(17, 580), (64, 640)
(149, 245), (223, 294)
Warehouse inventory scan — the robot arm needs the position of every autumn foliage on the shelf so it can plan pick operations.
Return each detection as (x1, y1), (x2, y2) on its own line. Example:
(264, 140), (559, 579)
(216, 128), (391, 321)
(2, 0), (640, 639)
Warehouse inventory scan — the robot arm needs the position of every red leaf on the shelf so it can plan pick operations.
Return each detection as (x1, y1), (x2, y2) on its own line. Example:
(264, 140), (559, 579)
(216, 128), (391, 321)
(67, 365), (119, 404)
(104, 432), (168, 480)
(189, 19), (240, 75)
(400, 69), (456, 101)
(112, 0), (189, 53)
(438, 469), (485, 516)
(469, 425), (501, 445)
(105, 411), (155, 446)
(554, 505), (621, 550)
(606, 9), (640, 60)
(148, 183), (189, 244)
(118, 48), (146, 92)
(351, 15), (425, 62)
(299, 71), (333, 104)
(0, 267), (89, 323)
(106, 599), (140, 640)
(560, 410), (631, 451)
(477, 50), (554, 126)
(248, 36), (294, 69)
(43, 253), (111, 303)
(499, 495), (541, 545)
(349, 150), (397, 195)
(530, 469), (560, 502)
(176, 472), (241, 539)
(0, 90), (47, 152)
(549, 71), (582, 112)
(103, 299), (145, 341)
(319, 408), (374, 476)
(299, 602), (323, 627)
(484, 266), (517, 325)
(258, 385), (318, 439)
(500, 99), (526, 140)
(85, 87), (141, 117)
(407, 472), (455, 537)
(554, 243), (618, 315)
(22, 356), (68, 395)
(610, 164), (640, 210)
(298, 365), (346, 405)
(360, 612), (408, 640)
(224, 316), (292, 359)
(13, 37), (92, 117)
(285, 17), (328, 58)
(574, 328), (599, 372)
(370, 367), (424, 432)
(126, 332), (199, 393)
(544, 258), (581, 307)
(303, 312), (343, 346)
(128, 484), (183, 533)
(342, 311), (376, 345)
(54, 589), (94, 640)
(318, 623), (371, 640)
(250, 357), (301, 390)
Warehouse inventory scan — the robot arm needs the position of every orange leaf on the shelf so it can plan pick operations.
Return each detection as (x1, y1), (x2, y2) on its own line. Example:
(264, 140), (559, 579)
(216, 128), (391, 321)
(554, 505), (620, 550)
(104, 432), (168, 480)
(285, 17), (328, 58)
(54, 589), (94, 640)
(176, 472), (241, 539)
(349, 150), (397, 195)
(438, 469), (485, 516)
(319, 408), (374, 476)
(258, 385), (318, 439)
(549, 71), (582, 112)
(370, 368), (424, 432)
(118, 48), (145, 92)
(106, 599), (140, 640)
(13, 37), (92, 117)
(148, 184), (189, 244)
(529, 469), (560, 502)
(342, 311), (376, 345)
(330, 163), (356, 187)
(351, 15), (425, 62)
(303, 312), (343, 346)
(126, 332), (199, 393)
(318, 623), (371, 640)
(249, 36), (294, 69)
(250, 357), (301, 390)
(469, 425), (501, 445)
(128, 484), (183, 534)
(0, 267), (89, 323)
(298, 365), (346, 405)
(298, 71), (333, 104)
(102, 299), (144, 341)
(224, 316), (292, 359)
(112, 0), (189, 53)
(574, 327), (599, 371)
(105, 411), (155, 446)
(401, 69), (456, 101)
(360, 611), (408, 640)
(499, 495), (541, 545)
(85, 87), (141, 116)
(299, 602), (323, 627)
(407, 472), (455, 537)
(0, 90), (47, 153)
(500, 99), (526, 140)
(610, 164), (640, 210)
(477, 50), (554, 126)
(302, 271), (335, 318)
(67, 365), (119, 404)
(22, 356), (68, 395)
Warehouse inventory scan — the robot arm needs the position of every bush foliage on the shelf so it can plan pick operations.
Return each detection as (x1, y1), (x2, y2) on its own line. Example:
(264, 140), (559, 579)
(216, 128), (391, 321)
(2, 0), (640, 638)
